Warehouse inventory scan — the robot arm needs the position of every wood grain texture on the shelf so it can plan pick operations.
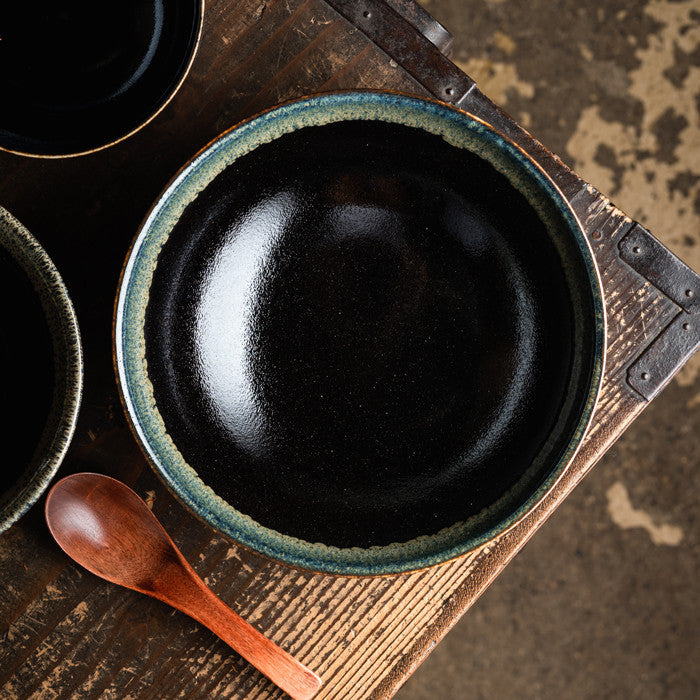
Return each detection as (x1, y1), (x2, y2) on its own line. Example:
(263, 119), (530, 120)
(0, 1), (696, 698)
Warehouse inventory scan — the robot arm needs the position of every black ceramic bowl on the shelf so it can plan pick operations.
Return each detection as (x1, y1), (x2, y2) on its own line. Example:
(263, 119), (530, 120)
(115, 92), (605, 575)
(0, 1), (203, 157)
(0, 207), (82, 534)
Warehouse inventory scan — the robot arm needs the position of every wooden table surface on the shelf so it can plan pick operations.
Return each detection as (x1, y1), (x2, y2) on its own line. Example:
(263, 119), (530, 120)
(1, 1), (698, 698)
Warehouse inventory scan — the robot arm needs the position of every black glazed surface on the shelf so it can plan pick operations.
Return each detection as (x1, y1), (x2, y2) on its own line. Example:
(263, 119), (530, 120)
(145, 121), (593, 548)
(0, 0), (200, 155)
(0, 247), (54, 495)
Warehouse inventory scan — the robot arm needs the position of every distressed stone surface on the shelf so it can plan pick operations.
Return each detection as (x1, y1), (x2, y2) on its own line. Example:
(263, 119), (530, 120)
(400, 1), (699, 698)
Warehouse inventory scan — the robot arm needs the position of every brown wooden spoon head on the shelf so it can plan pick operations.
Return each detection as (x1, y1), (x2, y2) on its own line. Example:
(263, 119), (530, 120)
(44, 472), (177, 591)
(44, 472), (322, 699)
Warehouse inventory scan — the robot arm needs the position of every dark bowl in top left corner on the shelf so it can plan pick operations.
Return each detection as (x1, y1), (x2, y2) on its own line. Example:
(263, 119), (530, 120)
(0, 0), (203, 158)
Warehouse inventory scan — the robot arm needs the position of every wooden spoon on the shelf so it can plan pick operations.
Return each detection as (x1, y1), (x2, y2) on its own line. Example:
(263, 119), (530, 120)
(44, 472), (322, 700)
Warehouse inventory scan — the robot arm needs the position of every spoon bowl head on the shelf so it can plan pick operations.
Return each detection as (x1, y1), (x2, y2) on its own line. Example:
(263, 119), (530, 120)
(45, 472), (175, 589)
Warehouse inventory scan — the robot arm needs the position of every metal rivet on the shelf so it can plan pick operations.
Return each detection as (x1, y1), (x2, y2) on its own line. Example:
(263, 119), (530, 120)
(685, 289), (694, 298)
(641, 372), (650, 381)
(632, 246), (641, 254)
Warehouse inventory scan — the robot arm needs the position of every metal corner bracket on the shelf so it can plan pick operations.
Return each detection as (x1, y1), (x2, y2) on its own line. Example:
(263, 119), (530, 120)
(619, 224), (700, 400)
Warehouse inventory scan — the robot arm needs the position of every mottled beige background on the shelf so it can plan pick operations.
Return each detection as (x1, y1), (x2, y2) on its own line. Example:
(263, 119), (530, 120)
(400, 1), (700, 698)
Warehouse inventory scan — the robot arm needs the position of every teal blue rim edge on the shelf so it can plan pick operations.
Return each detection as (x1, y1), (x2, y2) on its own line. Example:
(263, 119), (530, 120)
(0, 206), (83, 534)
(115, 91), (605, 576)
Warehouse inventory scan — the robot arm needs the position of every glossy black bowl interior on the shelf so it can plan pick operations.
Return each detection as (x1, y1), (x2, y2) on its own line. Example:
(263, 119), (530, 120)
(0, 247), (54, 495)
(144, 120), (596, 548)
(0, 0), (201, 156)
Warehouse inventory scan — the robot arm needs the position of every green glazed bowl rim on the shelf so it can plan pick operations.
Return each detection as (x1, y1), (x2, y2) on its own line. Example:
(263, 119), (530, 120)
(0, 207), (83, 534)
(115, 91), (605, 576)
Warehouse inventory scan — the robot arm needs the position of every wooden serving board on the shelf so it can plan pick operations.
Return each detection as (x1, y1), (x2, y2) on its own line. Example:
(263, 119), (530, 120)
(0, 1), (697, 698)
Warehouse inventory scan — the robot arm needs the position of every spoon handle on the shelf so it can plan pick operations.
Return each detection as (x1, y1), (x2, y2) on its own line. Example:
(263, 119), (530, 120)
(159, 556), (322, 700)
